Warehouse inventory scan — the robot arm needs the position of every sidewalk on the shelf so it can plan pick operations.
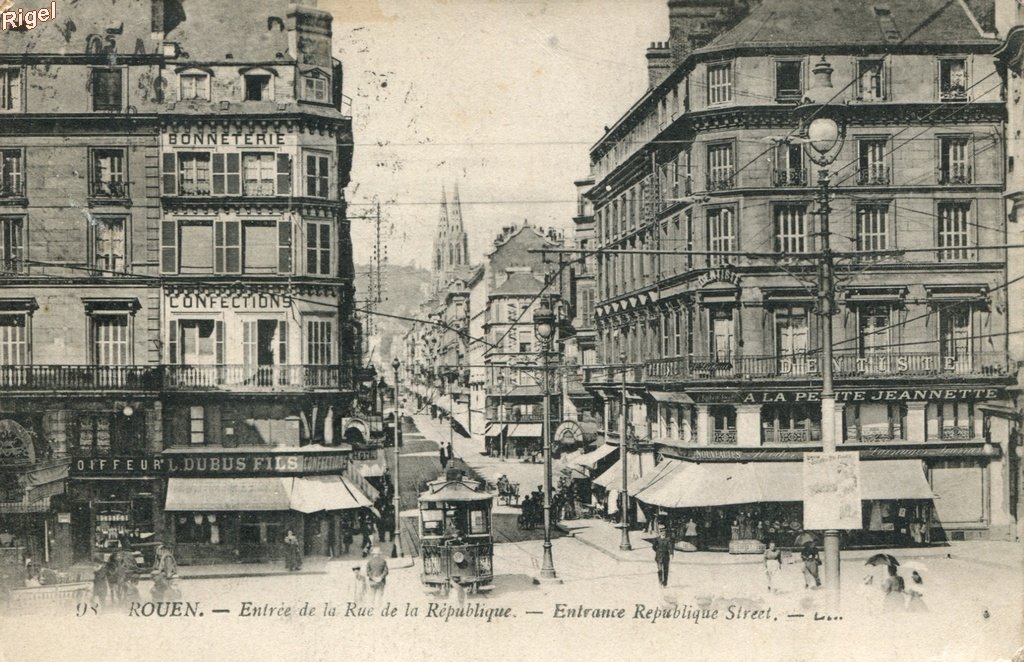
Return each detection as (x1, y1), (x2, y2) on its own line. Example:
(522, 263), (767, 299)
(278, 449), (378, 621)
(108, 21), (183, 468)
(560, 516), (1024, 569)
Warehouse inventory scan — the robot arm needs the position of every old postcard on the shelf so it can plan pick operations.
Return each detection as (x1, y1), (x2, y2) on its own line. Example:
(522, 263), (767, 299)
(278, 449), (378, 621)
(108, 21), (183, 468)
(0, 0), (1022, 660)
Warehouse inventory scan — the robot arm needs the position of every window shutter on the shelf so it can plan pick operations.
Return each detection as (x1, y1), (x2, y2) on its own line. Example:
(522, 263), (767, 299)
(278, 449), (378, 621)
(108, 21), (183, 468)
(278, 218), (293, 274)
(319, 156), (330, 198)
(276, 154), (291, 195)
(215, 219), (241, 274)
(884, 59), (893, 101)
(212, 153), (226, 195)
(277, 320), (288, 364)
(332, 62), (343, 109)
(168, 320), (178, 364)
(226, 154), (240, 195)
(215, 321), (224, 365)
(161, 153), (177, 195)
(160, 220), (177, 273)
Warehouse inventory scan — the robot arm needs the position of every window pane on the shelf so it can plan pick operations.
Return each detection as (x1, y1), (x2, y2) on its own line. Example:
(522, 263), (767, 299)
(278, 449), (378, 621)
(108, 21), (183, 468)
(243, 222), (277, 273)
(180, 222), (214, 273)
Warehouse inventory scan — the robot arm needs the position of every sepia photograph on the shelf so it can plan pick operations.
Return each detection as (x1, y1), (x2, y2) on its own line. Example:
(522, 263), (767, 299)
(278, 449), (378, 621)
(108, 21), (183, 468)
(0, 0), (1022, 660)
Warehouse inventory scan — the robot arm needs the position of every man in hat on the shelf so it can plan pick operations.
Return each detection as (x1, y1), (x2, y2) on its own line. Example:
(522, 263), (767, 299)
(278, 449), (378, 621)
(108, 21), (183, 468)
(365, 547), (389, 605)
(652, 529), (674, 588)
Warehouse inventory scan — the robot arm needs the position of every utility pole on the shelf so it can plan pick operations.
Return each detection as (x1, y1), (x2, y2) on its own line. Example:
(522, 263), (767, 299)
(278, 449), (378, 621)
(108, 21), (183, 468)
(815, 167), (841, 593)
(619, 351), (632, 551)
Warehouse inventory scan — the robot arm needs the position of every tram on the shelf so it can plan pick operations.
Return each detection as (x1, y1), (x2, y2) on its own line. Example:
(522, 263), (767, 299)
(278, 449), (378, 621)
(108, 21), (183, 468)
(418, 469), (494, 592)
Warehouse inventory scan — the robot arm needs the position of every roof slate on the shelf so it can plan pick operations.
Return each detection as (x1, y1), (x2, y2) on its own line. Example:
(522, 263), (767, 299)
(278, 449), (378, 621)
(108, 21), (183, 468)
(699, 0), (996, 54)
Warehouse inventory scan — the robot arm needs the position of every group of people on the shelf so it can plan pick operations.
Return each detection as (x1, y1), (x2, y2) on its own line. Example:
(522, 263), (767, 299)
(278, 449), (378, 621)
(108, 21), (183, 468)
(518, 485), (567, 530)
(90, 543), (180, 606)
(762, 539), (824, 591)
(438, 441), (456, 469)
(350, 547), (390, 605)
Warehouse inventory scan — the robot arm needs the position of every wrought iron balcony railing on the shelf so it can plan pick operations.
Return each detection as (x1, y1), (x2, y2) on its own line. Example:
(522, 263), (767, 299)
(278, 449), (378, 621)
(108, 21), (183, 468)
(0, 365), (161, 390)
(163, 364), (346, 391)
(772, 168), (807, 187)
(706, 172), (735, 192)
(938, 165), (972, 185)
(856, 165), (890, 186)
(0, 181), (24, 198)
(90, 179), (129, 198)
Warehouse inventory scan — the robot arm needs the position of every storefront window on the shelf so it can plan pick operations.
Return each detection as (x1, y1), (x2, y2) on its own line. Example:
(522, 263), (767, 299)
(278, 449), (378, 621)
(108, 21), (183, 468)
(239, 512), (284, 545)
(710, 405), (736, 445)
(761, 403), (821, 444)
(175, 512), (226, 544)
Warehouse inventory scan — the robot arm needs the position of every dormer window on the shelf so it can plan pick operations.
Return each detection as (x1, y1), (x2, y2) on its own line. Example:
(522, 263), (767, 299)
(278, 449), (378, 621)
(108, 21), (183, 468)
(301, 69), (330, 104)
(241, 68), (276, 102)
(179, 70), (210, 101)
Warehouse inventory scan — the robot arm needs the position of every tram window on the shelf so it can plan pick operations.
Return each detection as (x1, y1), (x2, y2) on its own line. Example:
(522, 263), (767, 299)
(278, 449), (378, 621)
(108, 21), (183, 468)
(469, 509), (488, 534)
(422, 509), (443, 535)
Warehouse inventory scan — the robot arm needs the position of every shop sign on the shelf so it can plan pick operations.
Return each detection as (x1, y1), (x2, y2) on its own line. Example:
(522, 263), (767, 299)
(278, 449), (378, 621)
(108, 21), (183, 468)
(731, 387), (1004, 404)
(696, 267), (740, 289)
(57, 512), (71, 524)
(71, 453), (348, 477)
(168, 292), (293, 310)
(803, 451), (862, 530)
(350, 449), (378, 461)
(167, 131), (287, 147)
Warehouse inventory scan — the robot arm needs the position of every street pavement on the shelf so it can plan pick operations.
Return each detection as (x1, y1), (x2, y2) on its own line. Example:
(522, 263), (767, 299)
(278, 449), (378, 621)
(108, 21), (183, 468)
(2, 530), (1021, 662)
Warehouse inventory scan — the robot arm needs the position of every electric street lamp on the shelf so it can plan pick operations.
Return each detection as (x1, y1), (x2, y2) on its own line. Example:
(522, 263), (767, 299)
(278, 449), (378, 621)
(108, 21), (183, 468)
(391, 358), (403, 558)
(533, 298), (560, 583)
(496, 372), (506, 459)
(799, 55), (847, 600)
(619, 351), (632, 551)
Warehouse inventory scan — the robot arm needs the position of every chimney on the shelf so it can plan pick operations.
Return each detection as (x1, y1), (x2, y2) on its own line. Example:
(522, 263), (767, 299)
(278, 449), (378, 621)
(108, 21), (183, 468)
(667, 0), (747, 65)
(646, 42), (673, 88)
(151, 0), (164, 37)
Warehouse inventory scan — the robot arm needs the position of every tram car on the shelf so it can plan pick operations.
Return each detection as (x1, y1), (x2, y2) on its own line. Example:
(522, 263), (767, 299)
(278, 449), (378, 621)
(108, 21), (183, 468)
(418, 469), (494, 592)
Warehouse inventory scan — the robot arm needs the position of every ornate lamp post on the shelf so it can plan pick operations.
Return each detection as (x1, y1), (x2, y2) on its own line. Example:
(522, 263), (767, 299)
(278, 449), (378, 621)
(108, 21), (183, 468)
(619, 351), (632, 551)
(799, 56), (848, 599)
(532, 298), (560, 582)
(391, 357), (403, 558)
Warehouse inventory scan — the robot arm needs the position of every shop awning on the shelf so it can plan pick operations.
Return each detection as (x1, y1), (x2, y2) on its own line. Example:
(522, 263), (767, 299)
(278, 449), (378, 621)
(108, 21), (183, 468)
(575, 443), (619, 470)
(860, 460), (934, 500)
(164, 478), (292, 511)
(506, 423), (543, 438)
(649, 391), (695, 404)
(635, 460), (933, 509)
(594, 453), (657, 491)
(289, 476), (374, 514)
(483, 423), (504, 437)
(631, 459), (683, 495)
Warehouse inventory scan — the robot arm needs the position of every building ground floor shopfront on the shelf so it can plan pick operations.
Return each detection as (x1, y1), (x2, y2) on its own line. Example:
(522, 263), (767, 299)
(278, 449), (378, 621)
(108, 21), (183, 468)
(67, 447), (374, 566)
(631, 446), (1014, 549)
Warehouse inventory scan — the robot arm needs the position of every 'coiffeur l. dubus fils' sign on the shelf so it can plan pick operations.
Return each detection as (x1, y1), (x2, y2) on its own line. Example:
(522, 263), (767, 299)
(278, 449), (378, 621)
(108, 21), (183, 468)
(71, 453), (358, 477)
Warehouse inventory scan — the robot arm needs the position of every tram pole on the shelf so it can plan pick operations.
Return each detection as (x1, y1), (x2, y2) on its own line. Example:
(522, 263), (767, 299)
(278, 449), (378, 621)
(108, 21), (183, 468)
(533, 299), (559, 583)
(391, 358), (403, 558)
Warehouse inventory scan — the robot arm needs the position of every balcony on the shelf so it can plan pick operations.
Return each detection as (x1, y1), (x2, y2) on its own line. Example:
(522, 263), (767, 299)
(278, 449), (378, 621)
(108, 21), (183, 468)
(582, 364), (644, 384)
(938, 165), (972, 185)
(0, 365), (161, 390)
(772, 168), (807, 187)
(711, 429), (736, 445)
(0, 181), (24, 199)
(856, 165), (890, 186)
(0, 259), (25, 274)
(706, 172), (735, 192)
(90, 179), (130, 199)
(763, 427), (822, 444)
(939, 84), (967, 102)
(163, 364), (346, 392)
(642, 350), (1008, 383)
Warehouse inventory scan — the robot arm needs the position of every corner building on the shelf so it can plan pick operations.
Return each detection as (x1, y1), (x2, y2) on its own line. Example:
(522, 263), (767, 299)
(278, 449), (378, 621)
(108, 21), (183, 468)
(584, 0), (1017, 546)
(0, 0), (363, 568)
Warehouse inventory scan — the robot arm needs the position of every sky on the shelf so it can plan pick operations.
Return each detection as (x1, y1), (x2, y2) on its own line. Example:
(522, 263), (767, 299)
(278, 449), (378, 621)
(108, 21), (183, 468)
(322, 0), (668, 270)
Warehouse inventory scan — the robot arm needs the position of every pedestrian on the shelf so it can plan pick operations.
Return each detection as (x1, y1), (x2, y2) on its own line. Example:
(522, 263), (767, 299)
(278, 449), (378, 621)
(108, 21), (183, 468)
(446, 441), (455, 463)
(351, 566), (367, 604)
(365, 547), (389, 605)
(151, 543), (180, 601)
(283, 530), (302, 571)
(882, 563), (905, 612)
(653, 528), (674, 587)
(801, 541), (821, 589)
(439, 444), (448, 469)
(519, 495), (532, 529)
(360, 515), (374, 557)
(684, 517), (699, 550)
(91, 563), (108, 608)
(764, 540), (782, 592)
(340, 516), (353, 556)
(905, 570), (928, 612)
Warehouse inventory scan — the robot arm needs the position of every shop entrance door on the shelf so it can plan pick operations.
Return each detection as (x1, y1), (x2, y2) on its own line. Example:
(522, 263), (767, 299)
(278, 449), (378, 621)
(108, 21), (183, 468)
(70, 501), (92, 561)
